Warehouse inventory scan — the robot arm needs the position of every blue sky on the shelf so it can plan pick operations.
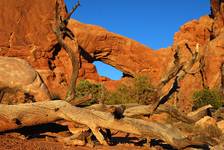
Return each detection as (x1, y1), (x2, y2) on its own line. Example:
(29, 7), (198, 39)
(65, 0), (210, 80)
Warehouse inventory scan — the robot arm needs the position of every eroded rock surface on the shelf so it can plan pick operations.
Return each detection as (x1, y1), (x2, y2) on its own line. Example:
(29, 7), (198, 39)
(0, 0), (71, 99)
(0, 0), (223, 111)
(67, 0), (224, 111)
(68, 19), (174, 84)
(0, 56), (51, 103)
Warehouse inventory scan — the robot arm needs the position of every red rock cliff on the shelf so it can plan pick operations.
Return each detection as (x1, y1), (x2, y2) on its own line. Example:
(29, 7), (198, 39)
(0, 0), (223, 111)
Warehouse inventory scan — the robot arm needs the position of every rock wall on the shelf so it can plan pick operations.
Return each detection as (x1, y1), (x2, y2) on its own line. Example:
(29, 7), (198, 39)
(67, 0), (224, 111)
(0, 0), (223, 111)
(0, 0), (109, 99)
(68, 20), (174, 85)
(0, 0), (71, 99)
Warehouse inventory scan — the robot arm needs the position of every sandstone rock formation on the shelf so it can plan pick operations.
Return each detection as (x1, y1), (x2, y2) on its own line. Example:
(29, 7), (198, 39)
(68, 20), (174, 84)
(67, 0), (224, 111)
(0, 0), (109, 100)
(0, 0), (223, 111)
(0, 0), (71, 99)
(0, 56), (51, 103)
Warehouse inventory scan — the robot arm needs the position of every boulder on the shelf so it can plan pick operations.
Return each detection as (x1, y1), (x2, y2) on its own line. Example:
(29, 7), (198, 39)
(0, 56), (51, 103)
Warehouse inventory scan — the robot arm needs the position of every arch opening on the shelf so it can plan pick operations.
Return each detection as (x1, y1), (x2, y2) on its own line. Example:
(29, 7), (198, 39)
(93, 61), (123, 80)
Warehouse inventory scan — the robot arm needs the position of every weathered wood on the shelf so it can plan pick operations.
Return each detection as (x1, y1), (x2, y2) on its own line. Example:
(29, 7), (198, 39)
(53, 0), (80, 102)
(70, 95), (92, 106)
(187, 104), (212, 121)
(153, 43), (201, 111)
(124, 104), (211, 123)
(0, 101), (220, 148)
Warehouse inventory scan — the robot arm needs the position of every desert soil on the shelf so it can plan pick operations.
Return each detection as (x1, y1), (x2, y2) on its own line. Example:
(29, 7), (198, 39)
(0, 123), (159, 150)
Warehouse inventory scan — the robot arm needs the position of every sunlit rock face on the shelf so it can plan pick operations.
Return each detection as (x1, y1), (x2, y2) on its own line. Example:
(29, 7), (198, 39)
(68, 19), (173, 84)
(0, 0), (224, 111)
(67, 0), (224, 112)
(0, 0), (69, 99)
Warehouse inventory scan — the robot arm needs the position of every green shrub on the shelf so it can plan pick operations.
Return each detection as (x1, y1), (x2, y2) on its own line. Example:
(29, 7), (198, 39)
(75, 80), (107, 105)
(192, 88), (223, 110)
(76, 76), (158, 105)
(132, 76), (158, 104)
(104, 76), (158, 105)
(105, 84), (135, 105)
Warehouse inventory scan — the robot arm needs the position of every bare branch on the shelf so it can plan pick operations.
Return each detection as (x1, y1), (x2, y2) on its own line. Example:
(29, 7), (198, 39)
(0, 101), (220, 148)
(64, 0), (80, 23)
(159, 47), (183, 88)
(154, 43), (201, 111)
(53, 0), (81, 103)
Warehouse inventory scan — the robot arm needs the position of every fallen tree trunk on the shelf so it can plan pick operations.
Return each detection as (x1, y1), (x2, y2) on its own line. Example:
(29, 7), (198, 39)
(124, 104), (212, 123)
(0, 100), (220, 149)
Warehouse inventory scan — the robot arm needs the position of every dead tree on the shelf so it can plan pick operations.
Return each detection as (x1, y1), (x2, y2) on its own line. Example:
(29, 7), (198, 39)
(0, 100), (221, 149)
(152, 43), (202, 111)
(53, 0), (80, 103)
(0, 50), (221, 148)
(0, 1), (223, 149)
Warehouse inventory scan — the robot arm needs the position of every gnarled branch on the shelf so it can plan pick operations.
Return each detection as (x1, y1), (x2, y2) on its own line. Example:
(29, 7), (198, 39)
(53, 0), (81, 102)
(0, 101), (220, 149)
(153, 43), (201, 111)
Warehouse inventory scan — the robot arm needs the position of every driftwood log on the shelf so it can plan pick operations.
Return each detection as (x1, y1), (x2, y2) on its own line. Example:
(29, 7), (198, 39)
(0, 100), (222, 149)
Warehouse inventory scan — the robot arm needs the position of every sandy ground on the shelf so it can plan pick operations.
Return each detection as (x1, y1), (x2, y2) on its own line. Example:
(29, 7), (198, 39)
(0, 134), (157, 150)
(0, 123), (163, 150)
